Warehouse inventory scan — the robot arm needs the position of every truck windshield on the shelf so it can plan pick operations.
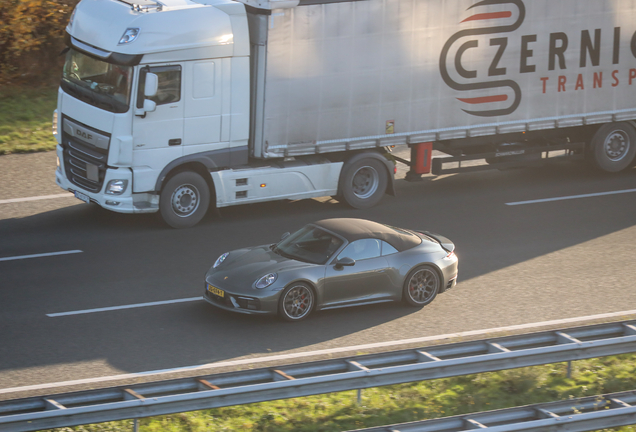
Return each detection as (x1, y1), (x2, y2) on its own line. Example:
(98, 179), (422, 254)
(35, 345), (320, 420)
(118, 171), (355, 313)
(61, 48), (133, 114)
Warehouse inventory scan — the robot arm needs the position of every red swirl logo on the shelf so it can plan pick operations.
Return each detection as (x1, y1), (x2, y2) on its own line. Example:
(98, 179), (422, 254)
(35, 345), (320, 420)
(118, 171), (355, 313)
(439, 0), (525, 117)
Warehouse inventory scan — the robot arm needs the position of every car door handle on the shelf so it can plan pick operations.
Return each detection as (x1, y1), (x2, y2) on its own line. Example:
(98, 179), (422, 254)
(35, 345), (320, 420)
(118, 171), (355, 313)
(169, 138), (182, 146)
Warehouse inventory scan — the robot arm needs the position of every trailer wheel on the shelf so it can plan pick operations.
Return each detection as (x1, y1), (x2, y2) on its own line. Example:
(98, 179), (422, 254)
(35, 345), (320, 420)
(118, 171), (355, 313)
(340, 157), (388, 209)
(159, 171), (210, 228)
(591, 122), (636, 172)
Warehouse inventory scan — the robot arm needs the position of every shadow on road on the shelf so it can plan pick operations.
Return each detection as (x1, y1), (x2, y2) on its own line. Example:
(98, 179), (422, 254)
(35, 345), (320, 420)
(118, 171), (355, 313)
(0, 162), (635, 381)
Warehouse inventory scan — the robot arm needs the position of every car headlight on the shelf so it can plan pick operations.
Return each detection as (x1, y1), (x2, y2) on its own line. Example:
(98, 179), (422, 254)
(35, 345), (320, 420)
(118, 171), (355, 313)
(255, 273), (277, 289)
(213, 252), (229, 268)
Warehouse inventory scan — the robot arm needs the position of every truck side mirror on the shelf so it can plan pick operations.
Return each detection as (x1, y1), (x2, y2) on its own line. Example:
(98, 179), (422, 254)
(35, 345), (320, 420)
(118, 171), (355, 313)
(144, 72), (158, 97)
(136, 71), (158, 117)
(143, 99), (156, 113)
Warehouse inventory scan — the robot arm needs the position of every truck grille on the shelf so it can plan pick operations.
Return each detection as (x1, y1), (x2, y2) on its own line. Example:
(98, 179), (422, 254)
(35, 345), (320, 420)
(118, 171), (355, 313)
(62, 117), (110, 193)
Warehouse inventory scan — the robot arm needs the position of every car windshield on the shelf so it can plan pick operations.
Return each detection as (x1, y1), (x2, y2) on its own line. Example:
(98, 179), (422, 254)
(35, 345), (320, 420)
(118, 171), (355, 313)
(60, 48), (133, 114)
(274, 226), (343, 264)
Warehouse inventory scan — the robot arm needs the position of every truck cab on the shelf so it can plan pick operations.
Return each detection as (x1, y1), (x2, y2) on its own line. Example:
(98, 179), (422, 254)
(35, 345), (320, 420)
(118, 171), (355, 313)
(56, 0), (250, 221)
(55, 0), (395, 228)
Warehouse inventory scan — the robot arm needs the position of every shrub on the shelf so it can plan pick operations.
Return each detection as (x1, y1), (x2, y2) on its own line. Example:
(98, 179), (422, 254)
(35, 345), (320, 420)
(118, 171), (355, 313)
(0, 0), (79, 86)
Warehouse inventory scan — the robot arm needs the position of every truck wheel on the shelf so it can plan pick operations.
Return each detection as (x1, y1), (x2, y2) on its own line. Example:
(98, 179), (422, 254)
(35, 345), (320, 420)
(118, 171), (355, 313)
(159, 171), (210, 228)
(340, 157), (388, 209)
(590, 122), (636, 172)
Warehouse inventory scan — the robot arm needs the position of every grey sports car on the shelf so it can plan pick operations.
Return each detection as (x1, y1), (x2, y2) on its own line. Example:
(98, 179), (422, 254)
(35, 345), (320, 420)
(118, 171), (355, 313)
(203, 218), (458, 321)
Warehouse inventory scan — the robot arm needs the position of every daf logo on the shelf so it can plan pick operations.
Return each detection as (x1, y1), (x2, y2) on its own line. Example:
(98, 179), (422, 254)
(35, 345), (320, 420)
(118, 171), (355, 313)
(76, 129), (93, 141)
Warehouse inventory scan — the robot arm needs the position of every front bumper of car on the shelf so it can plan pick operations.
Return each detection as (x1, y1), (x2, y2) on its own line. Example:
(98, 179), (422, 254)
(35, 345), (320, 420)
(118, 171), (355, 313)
(202, 281), (280, 315)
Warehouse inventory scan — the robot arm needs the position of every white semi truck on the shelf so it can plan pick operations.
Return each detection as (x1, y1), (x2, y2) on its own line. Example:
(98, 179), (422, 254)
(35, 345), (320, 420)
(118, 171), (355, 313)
(54, 0), (636, 227)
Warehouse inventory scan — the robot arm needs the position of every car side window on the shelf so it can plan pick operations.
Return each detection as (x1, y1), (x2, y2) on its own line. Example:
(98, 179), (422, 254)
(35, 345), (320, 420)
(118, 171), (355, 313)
(338, 239), (381, 261)
(381, 241), (398, 256)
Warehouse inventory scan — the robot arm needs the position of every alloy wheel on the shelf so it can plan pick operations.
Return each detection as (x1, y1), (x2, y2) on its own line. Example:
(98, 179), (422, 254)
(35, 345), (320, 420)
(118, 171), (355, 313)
(408, 268), (439, 304)
(282, 285), (313, 320)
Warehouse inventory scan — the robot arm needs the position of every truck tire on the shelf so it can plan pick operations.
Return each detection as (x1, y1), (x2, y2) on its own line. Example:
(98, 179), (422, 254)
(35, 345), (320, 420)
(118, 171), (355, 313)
(159, 171), (210, 228)
(590, 122), (636, 172)
(340, 157), (388, 209)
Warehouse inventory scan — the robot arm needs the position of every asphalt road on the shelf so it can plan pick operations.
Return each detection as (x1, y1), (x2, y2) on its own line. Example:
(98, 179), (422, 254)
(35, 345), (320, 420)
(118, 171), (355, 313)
(1, 150), (635, 397)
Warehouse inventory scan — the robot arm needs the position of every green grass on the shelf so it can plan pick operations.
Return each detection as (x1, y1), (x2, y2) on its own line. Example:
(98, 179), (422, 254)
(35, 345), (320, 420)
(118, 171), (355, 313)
(0, 86), (58, 155)
(44, 354), (636, 432)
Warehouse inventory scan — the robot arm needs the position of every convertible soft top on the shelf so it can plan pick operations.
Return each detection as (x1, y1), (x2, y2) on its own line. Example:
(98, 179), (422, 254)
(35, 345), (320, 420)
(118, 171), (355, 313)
(314, 218), (422, 252)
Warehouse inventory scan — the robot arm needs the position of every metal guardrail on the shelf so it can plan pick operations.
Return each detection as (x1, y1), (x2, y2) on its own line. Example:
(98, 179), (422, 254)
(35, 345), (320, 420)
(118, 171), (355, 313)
(348, 389), (636, 432)
(1, 320), (635, 432)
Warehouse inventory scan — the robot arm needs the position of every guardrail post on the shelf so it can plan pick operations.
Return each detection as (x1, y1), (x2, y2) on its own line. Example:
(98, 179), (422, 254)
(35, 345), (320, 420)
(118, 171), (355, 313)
(133, 418), (139, 432)
(346, 360), (367, 405)
(567, 360), (572, 378)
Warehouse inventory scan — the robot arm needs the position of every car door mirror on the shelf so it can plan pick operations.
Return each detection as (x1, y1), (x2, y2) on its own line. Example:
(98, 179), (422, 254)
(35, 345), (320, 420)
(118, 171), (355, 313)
(280, 232), (290, 241)
(334, 257), (355, 269)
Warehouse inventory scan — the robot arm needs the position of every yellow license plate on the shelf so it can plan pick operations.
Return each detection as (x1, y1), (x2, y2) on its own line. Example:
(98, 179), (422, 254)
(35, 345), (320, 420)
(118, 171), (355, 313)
(208, 284), (224, 297)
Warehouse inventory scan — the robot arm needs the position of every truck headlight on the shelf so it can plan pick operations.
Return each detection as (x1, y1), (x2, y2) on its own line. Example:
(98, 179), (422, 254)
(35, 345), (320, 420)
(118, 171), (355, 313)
(52, 110), (58, 137)
(119, 28), (140, 45)
(106, 179), (128, 195)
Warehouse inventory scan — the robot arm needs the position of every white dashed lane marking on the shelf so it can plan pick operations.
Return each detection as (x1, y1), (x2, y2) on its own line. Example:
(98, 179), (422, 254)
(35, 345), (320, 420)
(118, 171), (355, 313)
(0, 250), (83, 262)
(0, 193), (73, 204)
(47, 297), (203, 317)
(506, 188), (636, 206)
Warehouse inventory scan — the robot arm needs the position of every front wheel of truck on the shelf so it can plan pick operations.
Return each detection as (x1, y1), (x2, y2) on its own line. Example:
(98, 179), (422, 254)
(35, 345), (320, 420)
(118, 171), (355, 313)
(159, 171), (210, 228)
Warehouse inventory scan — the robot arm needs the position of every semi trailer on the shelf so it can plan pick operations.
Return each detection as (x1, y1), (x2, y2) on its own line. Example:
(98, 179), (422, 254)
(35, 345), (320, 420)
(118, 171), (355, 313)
(54, 0), (636, 227)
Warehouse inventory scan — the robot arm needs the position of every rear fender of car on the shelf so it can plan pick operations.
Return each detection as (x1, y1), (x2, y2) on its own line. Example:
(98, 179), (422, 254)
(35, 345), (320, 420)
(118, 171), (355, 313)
(428, 263), (447, 293)
(400, 263), (450, 302)
(398, 253), (449, 296)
